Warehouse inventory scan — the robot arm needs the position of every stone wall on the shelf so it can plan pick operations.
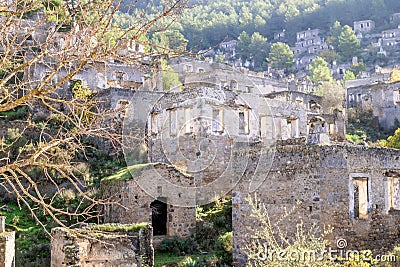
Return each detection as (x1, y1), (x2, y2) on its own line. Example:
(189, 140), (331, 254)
(170, 58), (288, 94)
(51, 224), (153, 267)
(0, 217), (15, 267)
(346, 81), (400, 130)
(101, 163), (197, 239)
(232, 145), (400, 266)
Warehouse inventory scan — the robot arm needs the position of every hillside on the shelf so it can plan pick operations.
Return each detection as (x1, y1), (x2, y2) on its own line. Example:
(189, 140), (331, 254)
(124, 0), (400, 50)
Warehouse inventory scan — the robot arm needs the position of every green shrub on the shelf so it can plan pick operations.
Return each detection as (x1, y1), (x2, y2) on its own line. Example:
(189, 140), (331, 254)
(0, 106), (29, 121)
(158, 236), (199, 255)
(215, 232), (232, 253)
(214, 232), (233, 266)
(179, 255), (219, 267)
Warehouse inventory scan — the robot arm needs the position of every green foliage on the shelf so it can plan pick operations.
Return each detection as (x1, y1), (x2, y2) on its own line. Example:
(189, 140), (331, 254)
(236, 31), (269, 70)
(268, 42), (294, 72)
(126, 0), (400, 56)
(308, 57), (333, 85)
(342, 69), (356, 87)
(380, 128), (400, 149)
(236, 31), (251, 62)
(338, 25), (361, 60)
(347, 111), (390, 144)
(154, 253), (219, 267)
(90, 222), (148, 232)
(194, 198), (232, 265)
(244, 195), (336, 267)
(346, 132), (367, 144)
(71, 80), (93, 100)
(215, 52), (226, 63)
(215, 232), (232, 253)
(343, 69), (356, 81)
(327, 20), (342, 49)
(158, 236), (199, 255)
(179, 255), (219, 267)
(214, 232), (233, 265)
(100, 163), (153, 183)
(52, 188), (100, 225)
(0, 106), (29, 121)
(0, 201), (51, 265)
(152, 29), (188, 53)
(349, 62), (367, 77)
(42, 0), (70, 26)
(319, 50), (340, 65)
(161, 59), (181, 91)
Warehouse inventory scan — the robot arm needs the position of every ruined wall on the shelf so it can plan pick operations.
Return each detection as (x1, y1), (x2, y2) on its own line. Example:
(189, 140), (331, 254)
(170, 58), (288, 94)
(233, 145), (400, 266)
(371, 82), (400, 130)
(101, 163), (197, 238)
(51, 224), (153, 267)
(347, 82), (400, 130)
(0, 217), (15, 267)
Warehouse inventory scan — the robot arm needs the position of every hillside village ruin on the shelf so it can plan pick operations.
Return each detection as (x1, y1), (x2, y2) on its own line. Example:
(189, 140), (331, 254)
(3, 9), (400, 267)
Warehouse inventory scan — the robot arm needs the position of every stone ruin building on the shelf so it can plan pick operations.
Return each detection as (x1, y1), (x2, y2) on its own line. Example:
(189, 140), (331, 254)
(101, 163), (197, 245)
(97, 71), (400, 265)
(2, 9), (400, 264)
(347, 80), (400, 131)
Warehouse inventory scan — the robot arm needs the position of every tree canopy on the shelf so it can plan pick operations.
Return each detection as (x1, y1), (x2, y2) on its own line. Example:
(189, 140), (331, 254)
(268, 42), (294, 72)
(338, 25), (361, 60)
(309, 57), (333, 85)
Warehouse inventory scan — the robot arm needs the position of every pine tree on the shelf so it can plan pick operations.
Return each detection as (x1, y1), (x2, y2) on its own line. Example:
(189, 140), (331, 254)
(308, 57), (333, 85)
(338, 25), (361, 60)
(267, 42), (294, 72)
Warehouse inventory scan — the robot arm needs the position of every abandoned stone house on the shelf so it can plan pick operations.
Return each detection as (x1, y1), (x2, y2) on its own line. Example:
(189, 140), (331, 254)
(381, 27), (400, 48)
(390, 13), (400, 25)
(347, 81), (400, 130)
(170, 58), (289, 94)
(97, 69), (348, 247)
(4, 10), (400, 265)
(292, 28), (329, 68)
(99, 78), (400, 266)
(354, 20), (375, 34)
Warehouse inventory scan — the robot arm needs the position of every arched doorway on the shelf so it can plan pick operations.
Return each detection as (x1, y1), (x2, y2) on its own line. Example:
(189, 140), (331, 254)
(150, 199), (167, 236)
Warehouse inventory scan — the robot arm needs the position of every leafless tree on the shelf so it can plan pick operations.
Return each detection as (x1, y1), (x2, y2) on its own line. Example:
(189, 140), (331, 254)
(0, 0), (189, 231)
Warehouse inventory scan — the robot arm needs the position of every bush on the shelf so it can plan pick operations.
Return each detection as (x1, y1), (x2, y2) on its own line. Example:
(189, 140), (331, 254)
(214, 232), (233, 266)
(179, 255), (219, 267)
(215, 232), (232, 253)
(244, 195), (336, 267)
(158, 236), (199, 255)
(0, 106), (29, 121)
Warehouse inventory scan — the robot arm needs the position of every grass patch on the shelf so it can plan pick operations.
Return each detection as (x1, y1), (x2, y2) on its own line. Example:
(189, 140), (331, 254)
(154, 252), (217, 267)
(0, 201), (52, 265)
(100, 163), (192, 184)
(100, 163), (154, 183)
(155, 253), (187, 267)
(90, 222), (148, 232)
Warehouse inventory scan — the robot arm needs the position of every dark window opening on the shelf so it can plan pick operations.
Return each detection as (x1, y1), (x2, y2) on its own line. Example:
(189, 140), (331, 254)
(354, 183), (359, 218)
(151, 199), (167, 236)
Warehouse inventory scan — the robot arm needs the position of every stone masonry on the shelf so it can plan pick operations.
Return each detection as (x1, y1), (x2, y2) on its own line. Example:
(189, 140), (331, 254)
(51, 223), (154, 267)
(0, 217), (15, 267)
(232, 145), (400, 266)
(101, 163), (197, 239)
